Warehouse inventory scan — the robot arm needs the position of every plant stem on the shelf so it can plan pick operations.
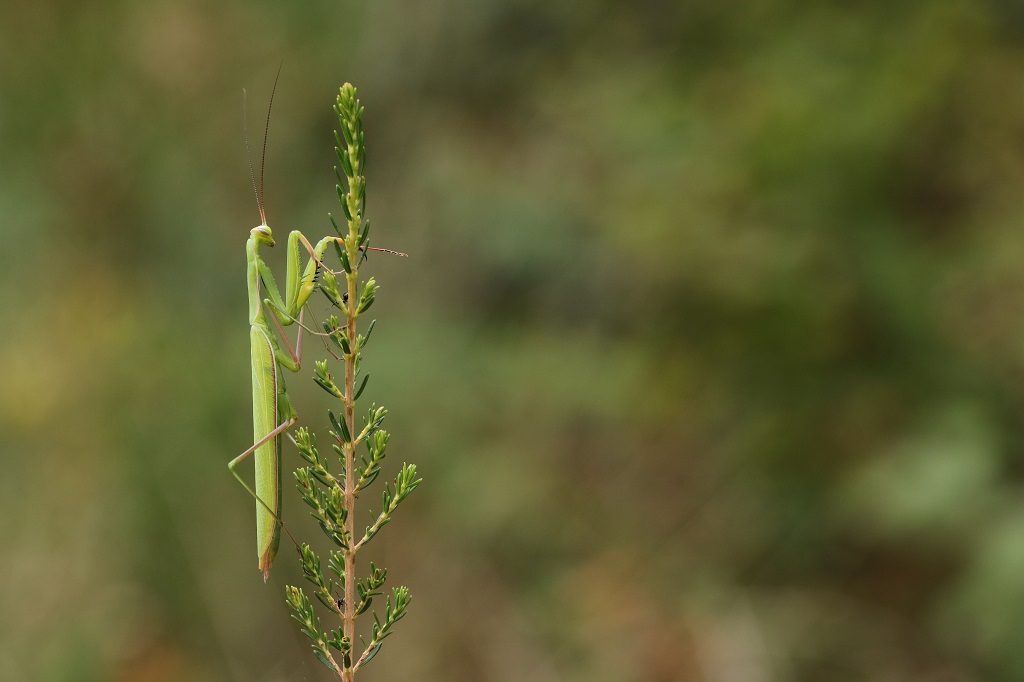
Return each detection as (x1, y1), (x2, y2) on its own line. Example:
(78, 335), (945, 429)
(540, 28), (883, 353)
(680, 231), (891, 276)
(342, 136), (361, 680)
(343, 270), (357, 681)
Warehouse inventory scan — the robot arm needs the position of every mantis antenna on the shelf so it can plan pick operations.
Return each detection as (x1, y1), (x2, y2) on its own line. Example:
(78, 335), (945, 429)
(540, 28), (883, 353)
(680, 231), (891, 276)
(243, 61), (283, 226)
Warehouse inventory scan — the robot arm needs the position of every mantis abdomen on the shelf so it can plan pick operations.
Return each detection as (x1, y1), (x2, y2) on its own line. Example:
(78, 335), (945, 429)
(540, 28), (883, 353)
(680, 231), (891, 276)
(250, 323), (281, 578)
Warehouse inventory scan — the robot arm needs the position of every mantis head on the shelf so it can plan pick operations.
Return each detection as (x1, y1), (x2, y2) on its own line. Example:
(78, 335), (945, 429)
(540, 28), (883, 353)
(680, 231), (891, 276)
(251, 224), (275, 247)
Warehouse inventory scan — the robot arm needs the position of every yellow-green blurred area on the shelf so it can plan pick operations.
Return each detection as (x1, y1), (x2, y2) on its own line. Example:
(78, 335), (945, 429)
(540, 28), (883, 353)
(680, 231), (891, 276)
(7, 0), (1024, 679)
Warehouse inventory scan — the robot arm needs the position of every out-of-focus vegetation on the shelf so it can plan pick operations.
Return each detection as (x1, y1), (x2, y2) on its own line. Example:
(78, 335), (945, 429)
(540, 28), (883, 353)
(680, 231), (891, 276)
(3, 1), (1024, 680)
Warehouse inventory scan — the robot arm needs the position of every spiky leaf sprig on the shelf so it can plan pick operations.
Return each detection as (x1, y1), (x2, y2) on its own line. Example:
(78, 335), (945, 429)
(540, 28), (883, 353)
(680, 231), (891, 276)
(286, 83), (418, 681)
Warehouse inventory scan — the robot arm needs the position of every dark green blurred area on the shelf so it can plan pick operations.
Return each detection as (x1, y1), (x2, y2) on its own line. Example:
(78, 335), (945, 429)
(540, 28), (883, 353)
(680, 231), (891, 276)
(4, 0), (1024, 680)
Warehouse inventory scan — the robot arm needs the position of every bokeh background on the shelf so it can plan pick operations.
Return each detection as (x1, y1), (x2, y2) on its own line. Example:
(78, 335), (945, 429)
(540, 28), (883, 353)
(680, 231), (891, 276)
(4, 1), (1024, 680)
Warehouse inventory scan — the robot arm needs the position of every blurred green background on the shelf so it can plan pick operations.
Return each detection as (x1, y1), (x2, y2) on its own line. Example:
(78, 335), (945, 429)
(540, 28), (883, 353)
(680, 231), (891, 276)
(4, 0), (1024, 680)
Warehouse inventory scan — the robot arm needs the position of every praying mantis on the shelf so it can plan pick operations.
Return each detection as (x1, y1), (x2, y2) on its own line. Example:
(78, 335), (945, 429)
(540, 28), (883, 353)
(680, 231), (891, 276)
(227, 72), (340, 581)
(228, 75), (404, 581)
(229, 212), (322, 581)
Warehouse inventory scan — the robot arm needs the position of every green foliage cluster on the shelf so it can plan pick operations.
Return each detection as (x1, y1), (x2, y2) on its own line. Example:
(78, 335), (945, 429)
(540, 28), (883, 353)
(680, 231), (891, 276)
(285, 84), (419, 680)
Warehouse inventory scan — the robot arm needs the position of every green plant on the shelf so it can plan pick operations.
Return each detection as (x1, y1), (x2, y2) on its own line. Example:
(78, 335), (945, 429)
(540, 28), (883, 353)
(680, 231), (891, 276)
(285, 83), (420, 680)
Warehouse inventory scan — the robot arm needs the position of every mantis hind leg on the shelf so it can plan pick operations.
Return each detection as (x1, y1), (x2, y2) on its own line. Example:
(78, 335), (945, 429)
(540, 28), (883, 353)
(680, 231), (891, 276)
(227, 416), (300, 579)
(227, 416), (295, 520)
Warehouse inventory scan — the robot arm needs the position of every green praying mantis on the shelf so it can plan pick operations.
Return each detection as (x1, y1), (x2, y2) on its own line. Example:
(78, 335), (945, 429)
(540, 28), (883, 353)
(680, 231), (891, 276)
(228, 77), (404, 581)
(229, 206), (322, 581)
